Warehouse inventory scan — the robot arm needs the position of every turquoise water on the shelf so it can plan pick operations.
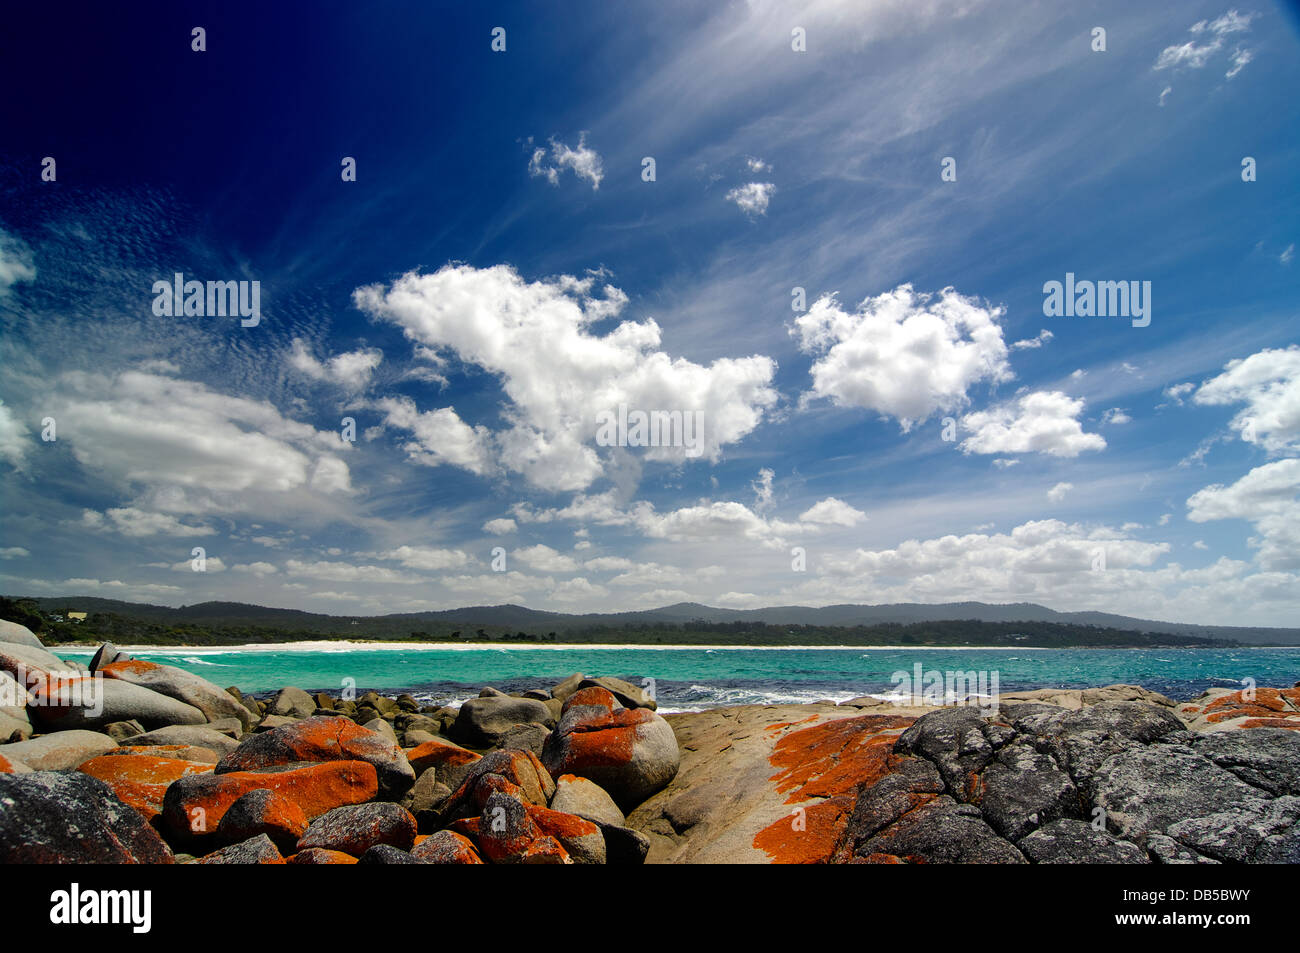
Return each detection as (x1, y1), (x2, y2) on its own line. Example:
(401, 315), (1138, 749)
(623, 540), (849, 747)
(55, 644), (1300, 712)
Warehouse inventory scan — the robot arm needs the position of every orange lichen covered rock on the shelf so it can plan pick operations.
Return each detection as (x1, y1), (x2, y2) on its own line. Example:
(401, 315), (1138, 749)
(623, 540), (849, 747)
(78, 753), (213, 821)
(216, 716), (414, 797)
(161, 759), (379, 839)
(444, 748), (556, 817)
(411, 829), (485, 864)
(752, 714), (915, 864)
(287, 848), (359, 864)
(526, 803), (606, 864)
(541, 686), (679, 811)
(405, 736), (480, 789)
(104, 744), (220, 764)
(215, 788), (309, 852)
(296, 802), (417, 856)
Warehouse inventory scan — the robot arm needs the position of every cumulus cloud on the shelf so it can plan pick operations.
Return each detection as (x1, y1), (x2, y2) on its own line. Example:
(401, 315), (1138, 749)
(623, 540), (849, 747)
(751, 467), (775, 512)
(81, 506), (217, 538)
(726, 182), (775, 216)
(483, 518), (517, 536)
(514, 544), (580, 573)
(232, 562), (278, 576)
(1187, 459), (1300, 570)
(47, 371), (353, 513)
(288, 339), (382, 390)
(356, 264), (778, 491)
(371, 396), (496, 476)
(1047, 482), (1073, 503)
(1011, 329), (1053, 350)
(793, 285), (1011, 431)
(1194, 346), (1300, 453)
(959, 391), (1106, 458)
(798, 497), (867, 527)
(1101, 407), (1132, 425)
(528, 133), (604, 189)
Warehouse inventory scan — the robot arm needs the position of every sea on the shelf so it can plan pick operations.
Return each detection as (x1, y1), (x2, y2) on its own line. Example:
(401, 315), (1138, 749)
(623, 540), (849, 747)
(53, 643), (1300, 713)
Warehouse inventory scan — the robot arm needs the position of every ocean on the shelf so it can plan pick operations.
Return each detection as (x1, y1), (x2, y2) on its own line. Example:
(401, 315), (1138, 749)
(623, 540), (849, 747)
(54, 643), (1300, 713)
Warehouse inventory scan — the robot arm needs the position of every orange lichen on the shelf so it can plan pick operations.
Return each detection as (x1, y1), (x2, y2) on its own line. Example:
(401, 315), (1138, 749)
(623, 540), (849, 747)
(161, 759), (378, 836)
(752, 714), (915, 864)
(765, 715), (819, 733)
(79, 754), (213, 821)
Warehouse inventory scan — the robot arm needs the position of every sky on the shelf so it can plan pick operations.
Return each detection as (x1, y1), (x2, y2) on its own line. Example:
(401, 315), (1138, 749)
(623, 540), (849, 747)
(1, 1), (1298, 625)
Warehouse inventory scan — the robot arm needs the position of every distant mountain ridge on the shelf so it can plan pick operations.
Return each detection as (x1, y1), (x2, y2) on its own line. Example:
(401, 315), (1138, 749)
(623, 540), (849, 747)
(16, 595), (1300, 645)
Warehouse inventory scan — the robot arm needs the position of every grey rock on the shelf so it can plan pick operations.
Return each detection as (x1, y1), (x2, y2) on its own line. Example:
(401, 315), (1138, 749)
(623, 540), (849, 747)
(579, 676), (657, 710)
(452, 695), (555, 747)
(196, 834), (282, 864)
(1191, 728), (1300, 797)
(121, 724), (241, 755)
(893, 707), (998, 798)
(32, 678), (207, 732)
(0, 729), (118, 770)
(1166, 795), (1300, 864)
(551, 673), (585, 702)
(297, 802), (418, 856)
(1018, 819), (1149, 864)
(0, 771), (174, 863)
(270, 686), (316, 719)
(359, 844), (424, 864)
(1092, 745), (1265, 842)
(551, 774), (626, 827)
(976, 742), (1079, 841)
(1146, 833), (1220, 864)
(496, 722), (550, 756)
(599, 823), (650, 864)
(0, 619), (45, 649)
(856, 795), (1027, 863)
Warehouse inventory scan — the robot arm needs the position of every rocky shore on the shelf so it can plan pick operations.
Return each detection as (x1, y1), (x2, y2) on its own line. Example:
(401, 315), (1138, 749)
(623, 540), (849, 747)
(0, 618), (1296, 864)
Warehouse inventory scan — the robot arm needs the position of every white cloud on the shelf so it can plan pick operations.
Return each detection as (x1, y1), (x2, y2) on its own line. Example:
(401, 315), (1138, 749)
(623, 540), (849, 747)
(793, 285), (1011, 431)
(357, 264), (778, 491)
(514, 544), (580, 573)
(549, 577), (607, 603)
(1011, 329), (1053, 350)
(370, 546), (473, 571)
(168, 557), (226, 573)
(1101, 407), (1132, 425)
(725, 182), (775, 216)
(0, 548), (30, 559)
(483, 518), (517, 536)
(1194, 346), (1300, 453)
(47, 371), (353, 511)
(0, 400), (30, 470)
(1281, 244), (1295, 266)
(528, 134), (604, 189)
(288, 339), (382, 390)
(285, 559), (424, 584)
(82, 506), (217, 538)
(745, 157), (770, 173)
(798, 497), (867, 527)
(752, 467), (775, 512)
(1163, 382), (1195, 405)
(1187, 459), (1300, 570)
(960, 391), (1106, 458)
(233, 562), (278, 576)
(1154, 9), (1256, 91)
(371, 396), (496, 476)
(1047, 482), (1073, 503)
(0, 229), (36, 297)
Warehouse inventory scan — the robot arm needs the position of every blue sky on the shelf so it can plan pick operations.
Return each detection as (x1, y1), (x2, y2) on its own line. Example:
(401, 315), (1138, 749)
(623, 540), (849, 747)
(1, 1), (1298, 625)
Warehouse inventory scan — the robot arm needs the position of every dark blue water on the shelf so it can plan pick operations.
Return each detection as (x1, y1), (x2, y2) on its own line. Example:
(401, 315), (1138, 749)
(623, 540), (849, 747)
(55, 645), (1300, 712)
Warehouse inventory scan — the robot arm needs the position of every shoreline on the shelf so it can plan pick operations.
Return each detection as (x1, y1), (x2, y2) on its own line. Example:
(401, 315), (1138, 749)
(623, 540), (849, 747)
(47, 640), (1299, 654)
